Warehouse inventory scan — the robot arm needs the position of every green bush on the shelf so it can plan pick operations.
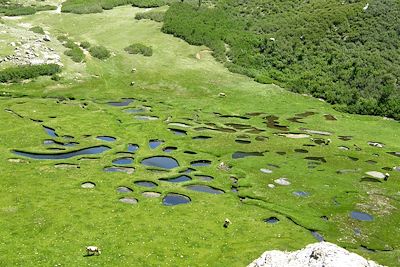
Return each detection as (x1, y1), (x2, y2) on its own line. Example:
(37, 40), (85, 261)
(0, 3), (56, 16)
(2, 6), (36, 16)
(80, 41), (91, 49)
(57, 35), (69, 43)
(64, 48), (85, 63)
(35, 5), (57, 12)
(64, 39), (78, 49)
(58, 36), (86, 62)
(0, 64), (61, 83)
(89, 45), (111, 59)
(124, 43), (153, 56)
(135, 10), (165, 22)
(162, 1), (400, 119)
(29, 26), (45, 34)
(62, 0), (176, 14)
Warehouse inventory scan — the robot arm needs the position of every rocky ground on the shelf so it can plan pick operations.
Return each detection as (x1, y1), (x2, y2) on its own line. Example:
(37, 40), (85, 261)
(248, 242), (385, 267)
(0, 22), (61, 67)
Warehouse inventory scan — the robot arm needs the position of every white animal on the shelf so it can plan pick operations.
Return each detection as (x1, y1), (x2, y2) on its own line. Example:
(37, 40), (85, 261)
(86, 246), (101, 256)
(363, 3), (369, 11)
(218, 92), (226, 97)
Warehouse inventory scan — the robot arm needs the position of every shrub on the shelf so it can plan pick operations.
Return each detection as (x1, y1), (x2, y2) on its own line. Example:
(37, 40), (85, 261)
(80, 41), (91, 49)
(35, 5), (57, 12)
(135, 10), (165, 22)
(0, 64), (61, 83)
(57, 35), (69, 43)
(89, 45), (111, 59)
(2, 6), (36, 16)
(124, 43), (153, 56)
(61, 0), (176, 14)
(64, 48), (85, 63)
(29, 26), (45, 34)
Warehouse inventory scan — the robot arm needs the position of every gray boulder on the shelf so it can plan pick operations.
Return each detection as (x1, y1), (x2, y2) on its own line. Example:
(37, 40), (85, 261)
(248, 242), (384, 267)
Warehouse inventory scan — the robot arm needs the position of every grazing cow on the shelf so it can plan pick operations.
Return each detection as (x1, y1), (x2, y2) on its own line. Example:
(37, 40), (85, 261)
(86, 246), (101, 256)
(384, 173), (390, 181)
(218, 92), (226, 97)
(223, 218), (231, 228)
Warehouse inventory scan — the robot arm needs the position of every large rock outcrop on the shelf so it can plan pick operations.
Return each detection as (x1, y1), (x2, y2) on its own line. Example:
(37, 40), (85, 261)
(248, 242), (384, 267)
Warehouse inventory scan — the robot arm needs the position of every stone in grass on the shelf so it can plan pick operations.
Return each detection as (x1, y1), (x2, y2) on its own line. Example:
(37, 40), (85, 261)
(274, 178), (291, 186)
(267, 184), (275, 189)
(365, 171), (386, 179)
(119, 197), (138, 204)
(248, 242), (384, 267)
(260, 168), (273, 174)
(81, 182), (96, 189)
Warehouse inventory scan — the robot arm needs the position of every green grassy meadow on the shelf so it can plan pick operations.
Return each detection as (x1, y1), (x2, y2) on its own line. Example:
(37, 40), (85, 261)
(0, 5), (399, 266)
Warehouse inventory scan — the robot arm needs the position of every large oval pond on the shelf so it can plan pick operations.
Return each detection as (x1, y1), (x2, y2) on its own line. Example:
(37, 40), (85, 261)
(12, 145), (111, 160)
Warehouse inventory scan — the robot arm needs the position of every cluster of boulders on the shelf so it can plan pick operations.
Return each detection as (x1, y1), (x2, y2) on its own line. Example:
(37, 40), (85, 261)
(248, 242), (385, 267)
(0, 24), (62, 66)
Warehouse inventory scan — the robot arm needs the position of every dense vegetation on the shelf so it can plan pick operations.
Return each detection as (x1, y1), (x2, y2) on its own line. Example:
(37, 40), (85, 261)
(79, 41), (91, 49)
(62, 0), (175, 14)
(58, 36), (85, 63)
(0, 1), (56, 16)
(135, 10), (165, 22)
(89, 45), (111, 59)
(0, 64), (61, 83)
(29, 26), (45, 35)
(125, 43), (153, 56)
(163, 0), (400, 119)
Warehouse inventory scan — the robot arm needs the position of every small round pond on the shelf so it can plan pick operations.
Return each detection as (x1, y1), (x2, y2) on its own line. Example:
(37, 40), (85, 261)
(96, 136), (116, 142)
(163, 193), (191, 206)
(160, 175), (191, 183)
(263, 217), (279, 224)
(116, 186), (133, 193)
(149, 140), (164, 149)
(127, 144), (139, 153)
(350, 211), (373, 221)
(134, 181), (158, 188)
(141, 156), (179, 169)
(112, 157), (134, 165)
(190, 160), (211, 167)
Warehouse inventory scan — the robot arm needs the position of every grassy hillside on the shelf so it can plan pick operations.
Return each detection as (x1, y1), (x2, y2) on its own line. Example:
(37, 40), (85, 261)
(162, 0), (400, 119)
(0, 5), (399, 267)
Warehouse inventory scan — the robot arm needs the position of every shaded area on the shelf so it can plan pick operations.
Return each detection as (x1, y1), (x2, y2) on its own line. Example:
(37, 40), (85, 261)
(185, 185), (224, 194)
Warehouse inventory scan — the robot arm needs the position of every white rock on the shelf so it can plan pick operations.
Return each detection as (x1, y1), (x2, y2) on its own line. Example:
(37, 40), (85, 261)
(260, 168), (273, 174)
(278, 133), (310, 139)
(274, 178), (291, 186)
(248, 242), (384, 267)
(267, 184), (275, 189)
(365, 171), (386, 179)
